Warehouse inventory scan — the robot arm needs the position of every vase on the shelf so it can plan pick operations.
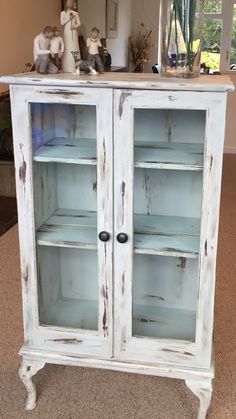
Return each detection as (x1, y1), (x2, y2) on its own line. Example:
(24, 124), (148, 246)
(160, 0), (205, 78)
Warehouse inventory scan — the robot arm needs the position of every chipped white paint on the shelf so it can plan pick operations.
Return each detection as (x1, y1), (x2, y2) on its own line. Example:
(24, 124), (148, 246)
(0, 72), (234, 92)
(186, 378), (213, 419)
(4, 74), (234, 419)
(19, 360), (45, 410)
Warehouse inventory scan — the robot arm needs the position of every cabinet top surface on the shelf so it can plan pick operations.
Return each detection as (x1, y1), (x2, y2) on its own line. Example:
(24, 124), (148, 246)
(0, 72), (234, 92)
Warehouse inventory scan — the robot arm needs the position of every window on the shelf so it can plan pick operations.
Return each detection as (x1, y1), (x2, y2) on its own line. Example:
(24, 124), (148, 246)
(201, 0), (236, 72)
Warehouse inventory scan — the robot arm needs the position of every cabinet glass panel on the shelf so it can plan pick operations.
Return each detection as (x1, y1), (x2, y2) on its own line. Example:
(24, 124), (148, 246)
(31, 103), (98, 330)
(132, 109), (206, 341)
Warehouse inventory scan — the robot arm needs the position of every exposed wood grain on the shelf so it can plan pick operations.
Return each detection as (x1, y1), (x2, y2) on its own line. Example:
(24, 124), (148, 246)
(19, 360), (45, 411)
(1, 72), (234, 92)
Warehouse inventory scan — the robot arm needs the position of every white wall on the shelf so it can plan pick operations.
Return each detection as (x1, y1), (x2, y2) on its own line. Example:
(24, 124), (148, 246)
(79, 0), (106, 39)
(107, 0), (133, 67)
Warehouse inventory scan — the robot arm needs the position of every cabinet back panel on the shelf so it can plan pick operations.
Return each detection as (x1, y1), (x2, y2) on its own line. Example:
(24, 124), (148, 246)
(133, 254), (198, 311)
(53, 104), (96, 140)
(134, 169), (203, 218)
(37, 247), (98, 330)
(57, 164), (97, 211)
(134, 109), (206, 144)
(31, 103), (97, 152)
(60, 248), (98, 301)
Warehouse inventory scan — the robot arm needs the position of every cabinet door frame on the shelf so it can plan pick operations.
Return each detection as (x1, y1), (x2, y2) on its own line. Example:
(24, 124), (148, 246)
(114, 89), (227, 368)
(10, 85), (113, 358)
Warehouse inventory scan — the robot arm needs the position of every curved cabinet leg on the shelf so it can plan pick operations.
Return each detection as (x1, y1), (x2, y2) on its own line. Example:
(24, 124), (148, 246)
(19, 360), (45, 411)
(185, 378), (213, 419)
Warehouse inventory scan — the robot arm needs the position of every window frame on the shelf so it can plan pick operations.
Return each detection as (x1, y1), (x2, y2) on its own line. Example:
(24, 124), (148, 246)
(203, 0), (235, 72)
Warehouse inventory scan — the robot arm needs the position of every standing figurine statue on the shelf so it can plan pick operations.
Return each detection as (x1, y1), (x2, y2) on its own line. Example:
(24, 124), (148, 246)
(60, 0), (81, 73)
(87, 27), (104, 74)
(50, 27), (64, 71)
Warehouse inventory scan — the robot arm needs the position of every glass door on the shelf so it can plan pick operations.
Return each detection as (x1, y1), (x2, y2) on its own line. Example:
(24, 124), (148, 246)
(114, 89), (207, 366)
(28, 88), (113, 357)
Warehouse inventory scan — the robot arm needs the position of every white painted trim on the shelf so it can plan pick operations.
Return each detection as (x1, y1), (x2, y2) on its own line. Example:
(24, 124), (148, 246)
(19, 346), (214, 381)
(0, 73), (234, 92)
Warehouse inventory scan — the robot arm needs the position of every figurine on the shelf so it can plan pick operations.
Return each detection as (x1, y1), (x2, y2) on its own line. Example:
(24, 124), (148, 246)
(50, 27), (64, 71)
(33, 26), (58, 75)
(87, 27), (104, 74)
(71, 51), (97, 76)
(60, 0), (81, 73)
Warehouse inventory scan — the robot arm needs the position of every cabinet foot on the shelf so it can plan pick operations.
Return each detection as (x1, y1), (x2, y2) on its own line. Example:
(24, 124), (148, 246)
(185, 378), (212, 419)
(19, 360), (45, 410)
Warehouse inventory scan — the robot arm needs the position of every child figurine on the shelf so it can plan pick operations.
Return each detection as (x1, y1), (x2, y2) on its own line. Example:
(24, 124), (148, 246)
(50, 27), (64, 70)
(87, 27), (104, 74)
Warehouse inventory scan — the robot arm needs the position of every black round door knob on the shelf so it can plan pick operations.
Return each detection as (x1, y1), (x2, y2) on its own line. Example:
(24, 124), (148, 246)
(117, 233), (128, 243)
(98, 231), (110, 242)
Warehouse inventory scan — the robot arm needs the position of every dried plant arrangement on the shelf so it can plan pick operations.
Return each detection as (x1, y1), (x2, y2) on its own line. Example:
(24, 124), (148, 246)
(129, 23), (156, 72)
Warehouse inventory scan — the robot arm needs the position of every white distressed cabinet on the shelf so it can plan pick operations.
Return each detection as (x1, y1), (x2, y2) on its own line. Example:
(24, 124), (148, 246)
(1, 73), (234, 418)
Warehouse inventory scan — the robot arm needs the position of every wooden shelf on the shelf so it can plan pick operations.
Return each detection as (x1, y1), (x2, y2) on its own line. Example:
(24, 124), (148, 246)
(37, 223), (97, 250)
(37, 209), (200, 257)
(134, 214), (200, 236)
(34, 138), (97, 165)
(37, 209), (97, 249)
(41, 297), (98, 330)
(134, 142), (204, 171)
(134, 213), (200, 258)
(33, 139), (203, 171)
(134, 233), (199, 258)
(133, 304), (196, 341)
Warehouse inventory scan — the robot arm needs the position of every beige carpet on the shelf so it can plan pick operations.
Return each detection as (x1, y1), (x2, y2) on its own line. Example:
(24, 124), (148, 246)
(0, 155), (236, 419)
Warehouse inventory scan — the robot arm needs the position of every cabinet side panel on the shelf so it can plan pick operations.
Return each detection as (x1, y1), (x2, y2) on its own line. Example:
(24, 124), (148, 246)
(33, 163), (58, 229)
(37, 246), (61, 324)
(196, 93), (228, 368)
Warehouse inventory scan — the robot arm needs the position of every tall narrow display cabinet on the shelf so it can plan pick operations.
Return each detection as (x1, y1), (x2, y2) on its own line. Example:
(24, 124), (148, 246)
(1, 73), (234, 418)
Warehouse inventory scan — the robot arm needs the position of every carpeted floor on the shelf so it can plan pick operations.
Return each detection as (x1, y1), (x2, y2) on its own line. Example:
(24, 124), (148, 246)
(0, 155), (235, 419)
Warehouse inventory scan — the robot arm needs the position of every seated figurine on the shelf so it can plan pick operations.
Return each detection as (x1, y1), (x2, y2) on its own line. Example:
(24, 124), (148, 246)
(71, 51), (97, 75)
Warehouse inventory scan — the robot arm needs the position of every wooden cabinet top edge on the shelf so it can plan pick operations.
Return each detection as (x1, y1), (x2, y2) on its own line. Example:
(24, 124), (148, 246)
(0, 72), (234, 92)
